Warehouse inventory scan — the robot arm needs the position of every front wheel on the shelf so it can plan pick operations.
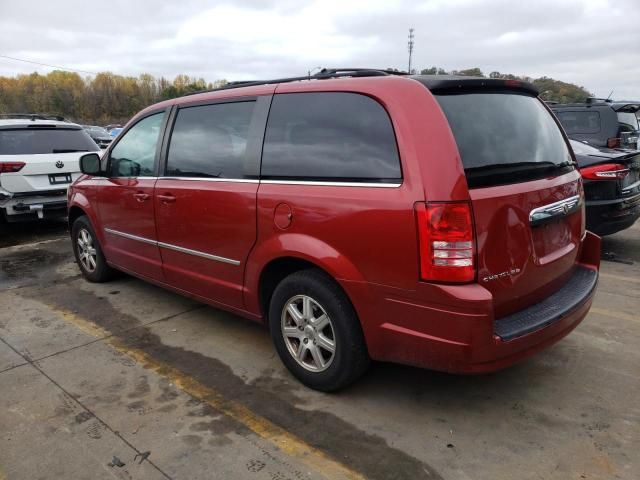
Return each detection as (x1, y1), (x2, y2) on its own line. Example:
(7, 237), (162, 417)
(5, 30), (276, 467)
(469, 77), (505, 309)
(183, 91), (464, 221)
(71, 215), (114, 282)
(269, 269), (369, 391)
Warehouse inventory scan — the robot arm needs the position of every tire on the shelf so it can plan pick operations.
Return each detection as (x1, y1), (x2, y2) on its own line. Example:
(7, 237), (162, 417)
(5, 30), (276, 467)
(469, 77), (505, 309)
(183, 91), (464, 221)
(71, 215), (115, 282)
(269, 269), (370, 391)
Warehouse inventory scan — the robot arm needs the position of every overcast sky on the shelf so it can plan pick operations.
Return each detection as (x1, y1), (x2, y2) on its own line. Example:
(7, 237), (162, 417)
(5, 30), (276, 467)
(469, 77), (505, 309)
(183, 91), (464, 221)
(1, 0), (639, 99)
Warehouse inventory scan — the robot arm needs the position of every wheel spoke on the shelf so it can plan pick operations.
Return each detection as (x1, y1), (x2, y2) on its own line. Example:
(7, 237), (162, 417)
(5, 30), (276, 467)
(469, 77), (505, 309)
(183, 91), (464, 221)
(302, 296), (312, 320)
(309, 344), (325, 369)
(286, 303), (304, 326)
(316, 333), (335, 353)
(311, 314), (329, 331)
(296, 341), (307, 361)
(283, 326), (302, 339)
(88, 255), (96, 269)
(87, 247), (96, 256)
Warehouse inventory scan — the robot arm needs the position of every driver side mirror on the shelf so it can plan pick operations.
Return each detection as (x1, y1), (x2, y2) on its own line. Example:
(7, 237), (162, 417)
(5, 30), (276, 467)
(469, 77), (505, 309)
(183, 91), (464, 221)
(79, 153), (102, 176)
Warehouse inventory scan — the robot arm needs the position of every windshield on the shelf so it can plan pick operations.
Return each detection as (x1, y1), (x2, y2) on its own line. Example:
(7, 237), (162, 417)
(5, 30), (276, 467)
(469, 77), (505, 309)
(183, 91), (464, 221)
(436, 92), (573, 187)
(0, 128), (99, 155)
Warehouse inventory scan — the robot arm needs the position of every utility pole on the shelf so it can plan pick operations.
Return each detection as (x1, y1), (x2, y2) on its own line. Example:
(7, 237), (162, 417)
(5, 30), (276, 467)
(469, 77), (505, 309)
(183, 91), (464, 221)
(407, 28), (415, 74)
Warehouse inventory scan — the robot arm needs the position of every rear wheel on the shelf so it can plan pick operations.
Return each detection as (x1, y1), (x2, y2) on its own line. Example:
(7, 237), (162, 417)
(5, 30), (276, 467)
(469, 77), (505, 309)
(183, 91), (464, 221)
(72, 215), (114, 282)
(269, 269), (369, 391)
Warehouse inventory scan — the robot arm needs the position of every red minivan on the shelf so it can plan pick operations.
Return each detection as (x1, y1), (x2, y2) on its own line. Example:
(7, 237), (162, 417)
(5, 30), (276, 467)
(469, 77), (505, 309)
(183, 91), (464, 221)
(69, 69), (600, 391)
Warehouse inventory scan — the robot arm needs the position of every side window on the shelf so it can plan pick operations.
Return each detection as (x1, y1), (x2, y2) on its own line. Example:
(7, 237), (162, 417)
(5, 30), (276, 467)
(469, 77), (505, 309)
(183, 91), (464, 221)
(166, 101), (255, 179)
(555, 111), (601, 134)
(108, 113), (164, 177)
(261, 92), (401, 182)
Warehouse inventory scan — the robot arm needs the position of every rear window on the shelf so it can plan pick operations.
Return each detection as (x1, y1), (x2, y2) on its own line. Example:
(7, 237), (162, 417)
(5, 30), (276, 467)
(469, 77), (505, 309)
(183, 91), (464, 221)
(436, 92), (573, 188)
(555, 111), (601, 134)
(0, 128), (99, 155)
(617, 112), (639, 132)
(261, 92), (401, 182)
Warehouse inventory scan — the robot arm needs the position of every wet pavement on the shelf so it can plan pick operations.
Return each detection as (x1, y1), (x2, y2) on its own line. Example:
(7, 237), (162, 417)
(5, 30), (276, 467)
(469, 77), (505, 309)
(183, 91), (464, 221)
(0, 220), (639, 479)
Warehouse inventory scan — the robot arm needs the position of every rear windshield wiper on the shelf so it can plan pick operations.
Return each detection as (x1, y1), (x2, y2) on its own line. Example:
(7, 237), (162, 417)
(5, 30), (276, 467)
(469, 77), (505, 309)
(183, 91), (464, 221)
(52, 149), (91, 153)
(466, 161), (574, 175)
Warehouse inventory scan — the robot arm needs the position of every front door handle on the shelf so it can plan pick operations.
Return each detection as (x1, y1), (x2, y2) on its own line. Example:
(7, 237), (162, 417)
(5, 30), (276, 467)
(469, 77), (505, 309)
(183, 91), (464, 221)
(157, 193), (176, 204)
(133, 192), (150, 202)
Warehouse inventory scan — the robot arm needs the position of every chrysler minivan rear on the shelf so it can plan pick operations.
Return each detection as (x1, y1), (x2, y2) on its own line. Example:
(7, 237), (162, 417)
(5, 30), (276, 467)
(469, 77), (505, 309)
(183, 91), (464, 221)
(368, 76), (600, 372)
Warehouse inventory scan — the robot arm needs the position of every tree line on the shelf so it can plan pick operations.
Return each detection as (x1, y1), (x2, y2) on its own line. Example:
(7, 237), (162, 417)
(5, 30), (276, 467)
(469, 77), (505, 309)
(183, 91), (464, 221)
(0, 71), (227, 125)
(0, 67), (593, 125)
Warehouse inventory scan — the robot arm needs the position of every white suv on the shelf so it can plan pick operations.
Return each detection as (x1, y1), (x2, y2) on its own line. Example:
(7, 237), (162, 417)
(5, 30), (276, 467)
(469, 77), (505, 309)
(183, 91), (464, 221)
(0, 115), (99, 221)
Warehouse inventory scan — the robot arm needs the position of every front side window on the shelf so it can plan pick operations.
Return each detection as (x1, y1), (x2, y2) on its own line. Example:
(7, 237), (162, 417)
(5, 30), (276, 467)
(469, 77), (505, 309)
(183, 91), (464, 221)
(108, 113), (164, 177)
(261, 92), (401, 182)
(166, 101), (255, 179)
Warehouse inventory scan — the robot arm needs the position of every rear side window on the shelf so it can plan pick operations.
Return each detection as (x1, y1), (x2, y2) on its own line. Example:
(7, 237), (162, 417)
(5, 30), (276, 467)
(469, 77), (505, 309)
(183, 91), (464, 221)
(436, 92), (573, 188)
(261, 92), (401, 182)
(167, 101), (255, 179)
(0, 128), (98, 155)
(555, 111), (601, 134)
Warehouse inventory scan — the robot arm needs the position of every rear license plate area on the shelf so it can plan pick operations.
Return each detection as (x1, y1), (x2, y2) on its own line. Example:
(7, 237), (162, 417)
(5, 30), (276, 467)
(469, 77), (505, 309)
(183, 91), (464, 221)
(48, 173), (72, 185)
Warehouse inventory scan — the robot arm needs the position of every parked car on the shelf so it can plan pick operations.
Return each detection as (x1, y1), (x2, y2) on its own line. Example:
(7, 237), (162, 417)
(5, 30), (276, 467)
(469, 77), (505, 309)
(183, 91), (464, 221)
(0, 114), (99, 221)
(68, 70), (600, 391)
(108, 127), (123, 138)
(551, 99), (640, 149)
(569, 139), (640, 235)
(82, 125), (112, 149)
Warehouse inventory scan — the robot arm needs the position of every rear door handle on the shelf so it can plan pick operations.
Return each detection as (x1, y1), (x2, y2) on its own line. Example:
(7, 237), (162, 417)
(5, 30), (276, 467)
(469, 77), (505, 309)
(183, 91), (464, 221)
(133, 192), (150, 202)
(157, 193), (176, 204)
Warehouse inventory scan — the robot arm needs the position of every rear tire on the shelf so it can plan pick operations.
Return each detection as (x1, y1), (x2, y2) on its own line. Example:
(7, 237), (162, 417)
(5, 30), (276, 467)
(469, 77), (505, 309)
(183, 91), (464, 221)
(269, 269), (370, 391)
(71, 215), (114, 282)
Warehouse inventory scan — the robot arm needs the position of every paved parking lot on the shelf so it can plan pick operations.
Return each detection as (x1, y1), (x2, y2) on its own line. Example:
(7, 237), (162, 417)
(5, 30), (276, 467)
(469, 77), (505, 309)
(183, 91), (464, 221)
(0, 220), (638, 480)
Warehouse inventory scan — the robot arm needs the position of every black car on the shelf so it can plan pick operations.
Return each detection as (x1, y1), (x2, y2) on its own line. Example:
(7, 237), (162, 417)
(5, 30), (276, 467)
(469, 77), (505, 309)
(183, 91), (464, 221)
(570, 139), (640, 235)
(552, 99), (640, 150)
(82, 125), (112, 149)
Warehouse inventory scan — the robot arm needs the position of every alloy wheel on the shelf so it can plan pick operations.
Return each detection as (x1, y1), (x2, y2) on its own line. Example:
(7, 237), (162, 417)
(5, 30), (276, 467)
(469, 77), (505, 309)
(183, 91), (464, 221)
(281, 295), (336, 372)
(77, 228), (97, 273)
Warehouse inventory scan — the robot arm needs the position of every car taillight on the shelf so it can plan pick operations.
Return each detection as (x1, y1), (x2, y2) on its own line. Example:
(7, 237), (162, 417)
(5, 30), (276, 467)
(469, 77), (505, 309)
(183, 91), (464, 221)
(415, 202), (476, 283)
(607, 137), (620, 148)
(0, 162), (25, 174)
(580, 163), (629, 180)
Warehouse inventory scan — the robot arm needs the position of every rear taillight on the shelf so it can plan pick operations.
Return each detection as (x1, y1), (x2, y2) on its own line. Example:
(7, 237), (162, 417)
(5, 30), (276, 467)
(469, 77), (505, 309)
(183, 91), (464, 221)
(607, 137), (621, 148)
(0, 162), (25, 174)
(415, 202), (476, 283)
(580, 163), (629, 180)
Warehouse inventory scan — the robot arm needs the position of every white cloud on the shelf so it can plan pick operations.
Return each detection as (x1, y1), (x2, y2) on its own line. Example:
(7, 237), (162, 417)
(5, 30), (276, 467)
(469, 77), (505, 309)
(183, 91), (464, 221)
(0, 0), (639, 98)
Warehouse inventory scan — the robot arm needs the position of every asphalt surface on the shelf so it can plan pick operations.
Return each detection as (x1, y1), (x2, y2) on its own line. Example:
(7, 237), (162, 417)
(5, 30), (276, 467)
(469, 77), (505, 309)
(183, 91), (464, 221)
(0, 219), (638, 480)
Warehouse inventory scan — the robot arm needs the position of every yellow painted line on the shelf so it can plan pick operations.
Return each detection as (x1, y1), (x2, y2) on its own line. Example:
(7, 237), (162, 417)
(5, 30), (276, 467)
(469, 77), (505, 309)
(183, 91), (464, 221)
(0, 467), (7, 480)
(50, 307), (365, 480)
(590, 307), (640, 323)
(599, 272), (640, 284)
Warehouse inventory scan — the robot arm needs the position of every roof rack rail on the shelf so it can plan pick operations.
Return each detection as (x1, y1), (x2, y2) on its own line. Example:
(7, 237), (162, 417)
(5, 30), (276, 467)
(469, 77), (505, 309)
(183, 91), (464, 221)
(586, 97), (612, 104)
(182, 68), (409, 97)
(0, 113), (66, 122)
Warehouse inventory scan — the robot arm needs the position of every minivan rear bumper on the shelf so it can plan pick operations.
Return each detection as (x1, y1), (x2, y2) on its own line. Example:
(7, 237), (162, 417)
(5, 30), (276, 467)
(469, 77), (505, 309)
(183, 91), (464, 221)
(344, 231), (601, 374)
